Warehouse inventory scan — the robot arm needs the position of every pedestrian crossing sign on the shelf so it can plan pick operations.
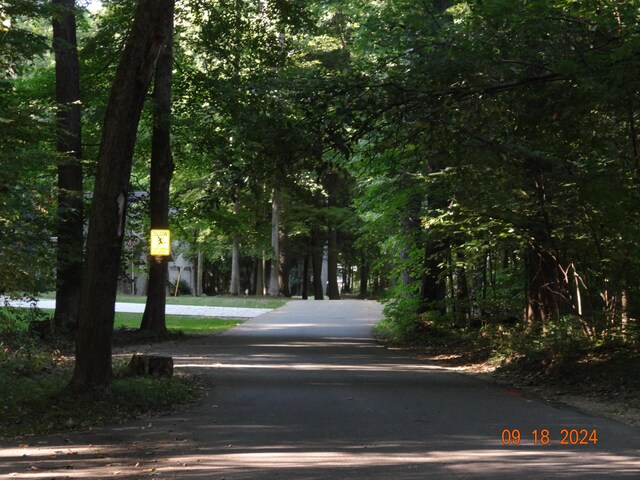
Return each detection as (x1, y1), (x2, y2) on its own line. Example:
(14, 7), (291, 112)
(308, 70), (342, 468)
(150, 229), (171, 256)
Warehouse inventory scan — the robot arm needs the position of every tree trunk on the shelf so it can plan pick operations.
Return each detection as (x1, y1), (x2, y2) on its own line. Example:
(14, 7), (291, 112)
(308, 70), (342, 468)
(524, 246), (571, 325)
(53, 0), (83, 333)
(311, 226), (325, 300)
(229, 184), (241, 295)
(71, 0), (173, 393)
(255, 255), (265, 296)
(141, 6), (174, 334)
(421, 245), (447, 314)
(196, 251), (203, 296)
(327, 228), (340, 299)
(302, 253), (309, 299)
(326, 172), (340, 300)
(279, 233), (291, 297)
(455, 266), (469, 326)
(229, 236), (241, 295)
(268, 186), (281, 296)
(359, 255), (368, 297)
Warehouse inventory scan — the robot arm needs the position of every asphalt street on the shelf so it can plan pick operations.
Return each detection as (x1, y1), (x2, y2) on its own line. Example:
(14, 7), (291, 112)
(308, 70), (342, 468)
(2, 299), (640, 479)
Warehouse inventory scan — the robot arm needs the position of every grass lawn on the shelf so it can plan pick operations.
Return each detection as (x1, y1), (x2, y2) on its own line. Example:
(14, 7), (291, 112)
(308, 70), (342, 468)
(38, 292), (288, 309)
(113, 312), (242, 333)
(28, 309), (244, 334)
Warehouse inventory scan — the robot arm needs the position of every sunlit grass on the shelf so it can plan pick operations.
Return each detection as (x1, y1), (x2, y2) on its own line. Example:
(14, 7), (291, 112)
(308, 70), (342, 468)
(37, 292), (288, 309)
(113, 312), (242, 333)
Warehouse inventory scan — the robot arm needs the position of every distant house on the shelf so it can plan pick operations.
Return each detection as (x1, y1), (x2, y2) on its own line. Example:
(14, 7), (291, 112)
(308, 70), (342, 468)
(116, 192), (196, 296)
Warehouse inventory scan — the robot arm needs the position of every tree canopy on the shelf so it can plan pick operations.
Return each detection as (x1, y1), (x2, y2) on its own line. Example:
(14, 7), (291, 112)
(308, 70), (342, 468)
(2, 0), (640, 390)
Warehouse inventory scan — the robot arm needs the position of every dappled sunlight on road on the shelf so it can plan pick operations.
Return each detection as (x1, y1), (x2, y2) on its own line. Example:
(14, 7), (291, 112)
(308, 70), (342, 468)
(175, 360), (455, 373)
(4, 300), (640, 479)
(4, 436), (640, 479)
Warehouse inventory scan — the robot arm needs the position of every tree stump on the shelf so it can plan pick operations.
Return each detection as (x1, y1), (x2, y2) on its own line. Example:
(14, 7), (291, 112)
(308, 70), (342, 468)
(128, 354), (173, 377)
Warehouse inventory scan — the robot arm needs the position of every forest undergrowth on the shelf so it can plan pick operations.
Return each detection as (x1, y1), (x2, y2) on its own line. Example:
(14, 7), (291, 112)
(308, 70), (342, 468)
(0, 307), (203, 438)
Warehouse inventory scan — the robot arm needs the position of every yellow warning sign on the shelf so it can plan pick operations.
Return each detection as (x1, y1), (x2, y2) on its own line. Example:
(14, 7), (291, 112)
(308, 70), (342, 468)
(150, 229), (171, 256)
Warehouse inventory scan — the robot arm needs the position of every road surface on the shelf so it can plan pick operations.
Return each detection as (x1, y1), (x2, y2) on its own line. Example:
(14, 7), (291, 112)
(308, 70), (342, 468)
(2, 300), (640, 478)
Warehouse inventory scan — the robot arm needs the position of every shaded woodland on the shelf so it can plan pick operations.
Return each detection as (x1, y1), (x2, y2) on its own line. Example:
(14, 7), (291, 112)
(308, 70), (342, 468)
(2, 0), (640, 391)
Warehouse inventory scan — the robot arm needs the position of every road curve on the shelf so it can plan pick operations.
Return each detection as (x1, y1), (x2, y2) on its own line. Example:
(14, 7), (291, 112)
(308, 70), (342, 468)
(1, 299), (640, 479)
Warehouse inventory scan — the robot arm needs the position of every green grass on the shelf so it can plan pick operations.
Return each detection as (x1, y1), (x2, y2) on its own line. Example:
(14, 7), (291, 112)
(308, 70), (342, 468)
(113, 312), (242, 333)
(38, 292), (288, 309)
(21, 309), (244, 334)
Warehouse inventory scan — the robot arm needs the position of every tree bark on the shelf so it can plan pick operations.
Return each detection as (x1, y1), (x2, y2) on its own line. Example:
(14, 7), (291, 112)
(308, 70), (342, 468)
(311, 226), (325, 300)
(71, 0), (173, 393)
(327, 227), (340, 299)
(53, 0), (83, 332)
(524, 246), (570, 325)
(196, 251), (203, 296)
(229, 184), (241, 295)
(326, 172), (340, 300)
(302, 253), (309, 299)
(421, 245), (447, 314)
(256, 255), (265, 296)
(359, 254), (368, 298)
(141, 4), (174, 334)
(268, 186), (281, 296)
(279, 234), (291, 297)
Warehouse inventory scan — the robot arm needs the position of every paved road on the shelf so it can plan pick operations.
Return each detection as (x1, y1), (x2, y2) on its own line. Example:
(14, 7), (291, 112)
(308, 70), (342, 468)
(2, 300), (640, 479)
(1, 297), (271, 318)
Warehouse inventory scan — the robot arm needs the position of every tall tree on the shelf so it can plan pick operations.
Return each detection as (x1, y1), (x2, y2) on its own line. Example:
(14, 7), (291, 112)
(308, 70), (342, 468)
(0, 1), (52, 296)
(325, 171), (341, 300)
(71, 0), (174, 392)
(141, 0), (175, 334)
(52, 0), (83, 332)
(267, 185), (281, 296)
(229, 182), (242, 295)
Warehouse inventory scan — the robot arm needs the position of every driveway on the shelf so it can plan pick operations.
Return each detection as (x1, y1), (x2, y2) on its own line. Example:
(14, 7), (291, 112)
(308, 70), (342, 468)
(2, 300), (640, 478)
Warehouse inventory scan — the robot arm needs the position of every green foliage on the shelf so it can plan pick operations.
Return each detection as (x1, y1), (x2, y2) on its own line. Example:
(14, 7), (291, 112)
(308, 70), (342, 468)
(0, 359), (200, 437)
(0, 308), (203, 437)
(346, 0), (640, 349)
(168, 278), (192, 296)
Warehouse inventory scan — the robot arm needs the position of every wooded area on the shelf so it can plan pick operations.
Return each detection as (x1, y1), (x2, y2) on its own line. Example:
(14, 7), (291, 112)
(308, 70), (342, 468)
(2, 0), (640, 392)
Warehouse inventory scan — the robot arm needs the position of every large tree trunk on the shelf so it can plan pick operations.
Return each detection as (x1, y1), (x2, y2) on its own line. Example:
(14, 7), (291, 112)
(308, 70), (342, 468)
(311, 226), (325, 300)
(421, 244), (447, 314)
(71, 0), (173, 393)
(229, 235), (241, 294)
(196, 251), (203, 296)
(279, 234), (291, 297)
(52, 0), (83, 332)
(325, 172), (340, 300)
(140, 5), (174, 334)
(229, 184), (241, 295)
(301, 253), (309, 299)
(359, 254), (368, 298)
(268, 186), (281, 296)
(327, 228), (340, 299)
(255, 255), (265, 296)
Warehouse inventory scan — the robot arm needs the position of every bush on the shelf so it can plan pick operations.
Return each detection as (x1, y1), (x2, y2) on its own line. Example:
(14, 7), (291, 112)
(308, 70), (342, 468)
(168, 278), (192, 296)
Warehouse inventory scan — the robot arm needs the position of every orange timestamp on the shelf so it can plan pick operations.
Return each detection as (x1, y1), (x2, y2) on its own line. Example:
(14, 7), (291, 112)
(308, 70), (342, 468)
(501, 428), (598, 445)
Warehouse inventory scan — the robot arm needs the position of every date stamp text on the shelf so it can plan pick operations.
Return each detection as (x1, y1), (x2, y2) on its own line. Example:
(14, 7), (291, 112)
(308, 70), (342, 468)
(501, 428), (598, 446)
